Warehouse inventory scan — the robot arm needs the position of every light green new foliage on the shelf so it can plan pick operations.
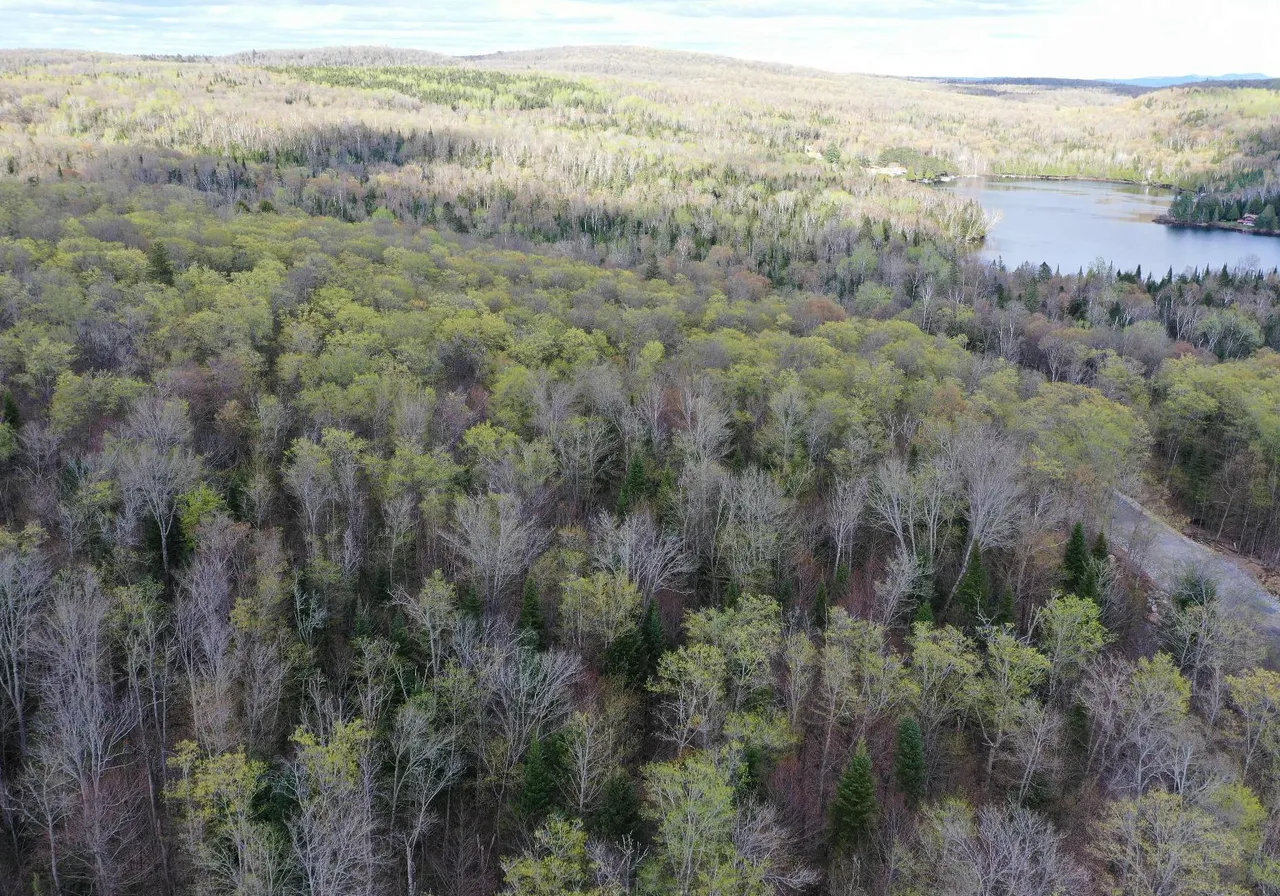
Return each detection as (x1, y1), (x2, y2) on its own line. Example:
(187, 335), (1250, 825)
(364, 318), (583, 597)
(651, 642), (728, 750)
(1225, 668), (1280, 780)
(167, 742), (290, 896)
(501, 817), (612, 896)
(1100, 790), (1250, 896)
(643, 753), (737, 895)
(1033, 593), (1112, 696)
(684, 593), (782, 712)
(558, 572), (642, 655)
(909, 623), (981, 750)
(971, 626), (1050, 784)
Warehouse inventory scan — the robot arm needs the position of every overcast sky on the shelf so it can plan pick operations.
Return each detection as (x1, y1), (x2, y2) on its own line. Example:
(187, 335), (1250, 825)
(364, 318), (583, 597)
(2, 0), (1275, 79)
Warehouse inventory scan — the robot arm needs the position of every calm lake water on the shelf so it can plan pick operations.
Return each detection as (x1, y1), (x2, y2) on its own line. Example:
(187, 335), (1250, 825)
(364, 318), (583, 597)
(941, 178), (1280, 275)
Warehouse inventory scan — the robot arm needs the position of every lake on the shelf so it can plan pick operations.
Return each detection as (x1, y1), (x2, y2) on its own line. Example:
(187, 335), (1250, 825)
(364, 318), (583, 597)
(941, 178), (1280, 275)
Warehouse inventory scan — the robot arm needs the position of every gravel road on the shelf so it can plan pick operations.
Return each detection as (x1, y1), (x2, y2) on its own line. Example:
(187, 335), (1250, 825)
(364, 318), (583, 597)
(1109, 492), (1280, 644)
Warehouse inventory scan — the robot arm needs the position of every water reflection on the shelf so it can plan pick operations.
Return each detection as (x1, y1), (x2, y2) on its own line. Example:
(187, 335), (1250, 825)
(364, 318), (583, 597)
(941, 178), (1280, 274)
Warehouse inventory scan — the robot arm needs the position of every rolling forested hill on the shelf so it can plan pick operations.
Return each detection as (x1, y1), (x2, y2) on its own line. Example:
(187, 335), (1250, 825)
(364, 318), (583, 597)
(0, 44), (1279, 896)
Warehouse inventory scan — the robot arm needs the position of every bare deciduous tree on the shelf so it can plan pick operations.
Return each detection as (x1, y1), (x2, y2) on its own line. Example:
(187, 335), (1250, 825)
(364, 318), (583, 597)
(31, 572), (142, 896)
(717, 467), (793, 591)
(591, 509), (692, 603)
(445, 493), (549, 610)
(905, 801), (1089, 896)
(674, 379), (730, 466)
(871, 547), (922, 626)
(287, 715), (383, 896)
(115, 398), (199, 575)
(559, 696), (633, 815)
(945, 429), (1026, 610)
(0, 538), (50, 753)
(826, 474), (868, 574)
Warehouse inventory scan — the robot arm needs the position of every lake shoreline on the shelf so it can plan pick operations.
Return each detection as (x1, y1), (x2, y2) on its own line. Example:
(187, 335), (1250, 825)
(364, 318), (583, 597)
(1153, 216), (1280, 239)
(939, 177), (1280, 272)
(935, 172), (1181, 190)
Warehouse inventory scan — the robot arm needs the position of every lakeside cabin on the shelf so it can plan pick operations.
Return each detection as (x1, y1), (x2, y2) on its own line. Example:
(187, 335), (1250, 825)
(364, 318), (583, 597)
(1242, 213), (1258, 228)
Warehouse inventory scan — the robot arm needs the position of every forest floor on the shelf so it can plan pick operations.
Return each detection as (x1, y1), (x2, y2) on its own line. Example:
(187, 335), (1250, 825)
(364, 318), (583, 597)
(1109, 491), (1280, 653)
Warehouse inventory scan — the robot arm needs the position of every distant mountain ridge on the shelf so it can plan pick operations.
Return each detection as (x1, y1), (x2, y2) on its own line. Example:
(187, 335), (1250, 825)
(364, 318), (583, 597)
(1104, 73), (1274, 87)
(15, 44), (1276, 91)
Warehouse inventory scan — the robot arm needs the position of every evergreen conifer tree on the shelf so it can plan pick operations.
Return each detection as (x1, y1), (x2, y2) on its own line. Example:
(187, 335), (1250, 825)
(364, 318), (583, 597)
(1063, 522), (1089, 595)
(603, 600), (665, 686)
(519, 576), (547, 649)
(592, 772), (641, 841)
(830, 740), (877, 848)
(147, 241), (175, 285)
(519, 739), (557, 820)
(459, 582), (483, 620)
(616, 455), (647, 515)
(956, 545), (990, 621)
(813, 580), (830, 629)
(1091, 531), (1109, 563)
(1, 392), (19, 430)
(894, 718), (926, 806)
(640, 599), (665, 671)
(914, 597), (934, 625)
(995, 587), (1016, 626)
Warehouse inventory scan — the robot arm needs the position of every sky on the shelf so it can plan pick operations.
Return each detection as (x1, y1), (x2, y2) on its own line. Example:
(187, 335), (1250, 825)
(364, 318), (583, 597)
(1, 0), (1275, 80)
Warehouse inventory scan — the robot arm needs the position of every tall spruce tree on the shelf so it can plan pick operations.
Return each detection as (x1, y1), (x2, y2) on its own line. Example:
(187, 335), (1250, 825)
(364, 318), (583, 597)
(1, 392), (18, 430)
(460, 582), (484, 620)
(894, 718), (926, 806)
(813, 580), (830, 629)
(603, 599), (665, 686)
(830, 740), (877, 848)
(1091, 531), (1109, 563)
(519, 576), (547, 649)
(1063, 522), (1089, 595)
(519, 739), (557, 820)
(956, 545), (990, 622)
(616, 455), (647, 515)
(592, 772), (641, 841)
(147, 240), (175, 285)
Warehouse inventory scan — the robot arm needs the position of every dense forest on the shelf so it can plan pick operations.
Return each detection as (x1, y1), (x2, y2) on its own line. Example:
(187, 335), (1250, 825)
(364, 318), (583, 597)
(1, 47), (1280, 896)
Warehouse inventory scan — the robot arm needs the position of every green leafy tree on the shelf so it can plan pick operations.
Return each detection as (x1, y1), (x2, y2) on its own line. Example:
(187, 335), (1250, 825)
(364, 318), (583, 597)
(177, 483), (227, 553)
(1099, 790), (1248, 896)
(500, 817), (604, 896)
(972, 627), (1050, 786)
(643, 752), (736, 893)
(894, 718), (926, 806)
(167, 742), (290, 895)
(1034, 593), (1112, 696)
